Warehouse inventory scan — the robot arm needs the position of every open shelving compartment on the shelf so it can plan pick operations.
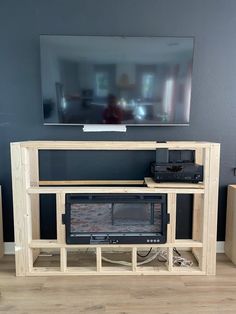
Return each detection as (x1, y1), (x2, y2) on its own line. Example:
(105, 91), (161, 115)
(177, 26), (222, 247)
(11, 141), (220, 276)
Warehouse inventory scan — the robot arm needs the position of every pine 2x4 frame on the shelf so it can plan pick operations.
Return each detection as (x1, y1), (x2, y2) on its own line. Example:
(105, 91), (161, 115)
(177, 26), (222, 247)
(10, 141), (220, 276)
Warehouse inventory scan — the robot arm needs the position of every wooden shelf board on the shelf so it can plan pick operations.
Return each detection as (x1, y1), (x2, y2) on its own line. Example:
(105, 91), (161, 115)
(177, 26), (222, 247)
(173, 240), (203, 247)
(17, 141), (215, 150)
(27, 186), (204, 194)
(39, 180), (144, 186)
(30, 240), (59, 248)
(31, 267), (60, 273)
(171, 266), (201, 272)
(135, 266), (167, 272)
(30, 240), (203, 249)
(28, 268), (205, 276)
(67, 267), (97, 273)
(100, 266), (132, 272)
(228, 184), (236, 189)
(145, 177), (204, 189)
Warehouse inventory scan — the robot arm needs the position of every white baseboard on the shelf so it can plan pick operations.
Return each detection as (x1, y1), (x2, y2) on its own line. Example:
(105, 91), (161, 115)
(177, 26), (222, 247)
(4, 241), (226, 255)
(4, 242), (15, 255)
(216, 241), (225, 253)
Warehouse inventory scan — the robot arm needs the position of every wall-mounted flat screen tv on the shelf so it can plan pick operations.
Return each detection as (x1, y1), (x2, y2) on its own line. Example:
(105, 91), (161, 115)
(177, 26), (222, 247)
(40, 35), (194, 126)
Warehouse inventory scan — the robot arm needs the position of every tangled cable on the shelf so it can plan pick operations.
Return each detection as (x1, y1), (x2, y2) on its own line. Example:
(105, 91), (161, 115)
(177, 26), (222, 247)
(155, 248), (193, 267)
(101, 248), (193, 267)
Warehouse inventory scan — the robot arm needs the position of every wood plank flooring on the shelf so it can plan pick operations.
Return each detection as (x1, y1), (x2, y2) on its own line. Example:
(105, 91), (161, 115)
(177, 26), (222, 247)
(0, 254), (236, 313)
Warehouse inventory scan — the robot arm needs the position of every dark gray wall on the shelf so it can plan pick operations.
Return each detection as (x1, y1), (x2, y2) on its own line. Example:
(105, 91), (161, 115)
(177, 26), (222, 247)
(1, 0), (236, 241)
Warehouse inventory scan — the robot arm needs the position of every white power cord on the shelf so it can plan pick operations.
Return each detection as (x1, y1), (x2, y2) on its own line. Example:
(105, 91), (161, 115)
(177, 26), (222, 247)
(101, 248), (193, 267)
(102, 250), (160, 266)
(156, 248), (193, 267)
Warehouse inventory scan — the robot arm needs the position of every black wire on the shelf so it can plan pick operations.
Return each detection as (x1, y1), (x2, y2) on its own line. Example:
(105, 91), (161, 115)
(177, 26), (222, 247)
(173, 247), (181, 256)
(137, 247), (152, 258)
(137, 247), (181, 260)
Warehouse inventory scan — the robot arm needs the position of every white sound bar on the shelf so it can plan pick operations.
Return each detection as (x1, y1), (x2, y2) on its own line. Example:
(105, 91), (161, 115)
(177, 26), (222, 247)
(83, 124), (127, 132)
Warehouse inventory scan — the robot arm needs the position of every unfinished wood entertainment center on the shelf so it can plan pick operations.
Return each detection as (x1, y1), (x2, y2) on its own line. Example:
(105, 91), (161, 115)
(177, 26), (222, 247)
(11, 141), (220, 276)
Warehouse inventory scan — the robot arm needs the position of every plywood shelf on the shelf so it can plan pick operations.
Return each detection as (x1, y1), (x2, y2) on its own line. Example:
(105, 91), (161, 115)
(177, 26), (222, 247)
(10, 141), (220, 276)
(144, 177), (204, 189)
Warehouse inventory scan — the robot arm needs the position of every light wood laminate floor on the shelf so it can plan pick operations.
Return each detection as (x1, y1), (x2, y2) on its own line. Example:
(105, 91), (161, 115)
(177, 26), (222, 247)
(0, 254), (236, 313)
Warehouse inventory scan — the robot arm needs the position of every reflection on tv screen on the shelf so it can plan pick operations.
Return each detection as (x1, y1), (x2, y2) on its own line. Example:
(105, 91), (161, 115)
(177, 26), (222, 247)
(40, 36), (194, 125)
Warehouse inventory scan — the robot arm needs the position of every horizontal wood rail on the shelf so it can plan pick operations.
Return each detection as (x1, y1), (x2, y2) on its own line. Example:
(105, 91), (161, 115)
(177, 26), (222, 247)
(39, 180), (144, 186)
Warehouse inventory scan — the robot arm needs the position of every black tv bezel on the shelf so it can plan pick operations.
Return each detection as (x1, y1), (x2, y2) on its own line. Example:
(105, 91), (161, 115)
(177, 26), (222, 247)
(63, 193), (168, 245)
(40, 34), (195, 127)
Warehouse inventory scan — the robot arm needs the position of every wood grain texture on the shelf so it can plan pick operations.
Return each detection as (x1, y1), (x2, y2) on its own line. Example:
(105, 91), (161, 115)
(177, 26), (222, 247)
(28, 148), (40, 262)
(192, 147), (204, 257)
(40, 180), (144, 186)
(0, 254), (236, 313)
(27, 186), (205, 194)
(10, 143), (28, 275)
(18, 140), (215, 150)
(201, 147), (211, 273)
(167, 193), (177, 243)
(56, 193), (66, 244)
(225, 185), (236, 264)
(29, 240), (203, 249)
(205, 144), (220, 275)
(145, 177), (204, 189)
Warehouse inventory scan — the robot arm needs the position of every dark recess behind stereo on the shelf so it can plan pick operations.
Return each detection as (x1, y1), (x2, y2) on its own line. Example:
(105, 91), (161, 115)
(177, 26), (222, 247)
(39, 150), (153, 180)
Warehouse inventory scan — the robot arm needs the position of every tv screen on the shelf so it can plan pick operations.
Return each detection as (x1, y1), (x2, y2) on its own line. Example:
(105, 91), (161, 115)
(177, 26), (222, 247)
(40, 35), (194, 125)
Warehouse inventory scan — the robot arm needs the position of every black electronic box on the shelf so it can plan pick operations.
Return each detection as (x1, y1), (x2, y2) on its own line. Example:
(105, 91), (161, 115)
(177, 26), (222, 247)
(151, 162), (203, 183)
(150, 147), (203, 183)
